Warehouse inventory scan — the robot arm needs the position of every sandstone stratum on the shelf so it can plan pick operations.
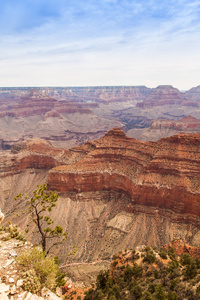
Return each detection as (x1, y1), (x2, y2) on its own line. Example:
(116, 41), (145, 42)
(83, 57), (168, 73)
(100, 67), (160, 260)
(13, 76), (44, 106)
(48, 127), (200, 227)
(1, 128), (200, 284)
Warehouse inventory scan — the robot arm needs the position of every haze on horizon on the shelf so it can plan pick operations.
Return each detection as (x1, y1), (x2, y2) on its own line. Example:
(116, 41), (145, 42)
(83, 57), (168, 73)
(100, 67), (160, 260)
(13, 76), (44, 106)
(0, 0), (200, 90)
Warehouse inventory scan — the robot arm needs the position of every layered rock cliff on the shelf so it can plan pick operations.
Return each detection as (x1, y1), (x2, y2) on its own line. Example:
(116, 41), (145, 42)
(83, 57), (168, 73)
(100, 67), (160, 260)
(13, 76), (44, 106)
(136, 85), (191, 108)
(1, 86), (200, 151)
(1, 130), (200, 283)
(149, 116), (200, 132)
(127, 116), (200, 143)
(0, 89), (124, 149)
(48, 128), (200, 228)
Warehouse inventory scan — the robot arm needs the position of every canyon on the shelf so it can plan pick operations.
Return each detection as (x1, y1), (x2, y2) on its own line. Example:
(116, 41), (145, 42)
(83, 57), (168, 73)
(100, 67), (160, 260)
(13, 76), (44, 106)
(0, 85), (200, 150)
(0, 84), (200, 283)
(0, 128), (200, 284)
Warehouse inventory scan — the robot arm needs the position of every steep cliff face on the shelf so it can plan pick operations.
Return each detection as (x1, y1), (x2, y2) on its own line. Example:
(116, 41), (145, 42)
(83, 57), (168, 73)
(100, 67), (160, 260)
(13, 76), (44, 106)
(70, 86), (151, 103)
(48, 128), (200, 227)
(0, 139), (66, 176)
(1, 131), (200, 284)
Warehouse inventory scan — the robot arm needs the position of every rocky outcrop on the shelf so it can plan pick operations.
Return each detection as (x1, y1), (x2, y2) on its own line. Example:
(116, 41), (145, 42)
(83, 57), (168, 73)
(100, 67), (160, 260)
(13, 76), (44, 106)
(185, 85), (200, 102)
(166, 239), (200, 259)
(127, 116), (200, 142)
(150, 116), (200, 131)
(0, 209), (4, 223)
(1, 130), (200, 282)
(70, 86), (151, 103)
(48, 128), (200, 227)
(0, 139), (69, 177)
(136, 85), (188, 108)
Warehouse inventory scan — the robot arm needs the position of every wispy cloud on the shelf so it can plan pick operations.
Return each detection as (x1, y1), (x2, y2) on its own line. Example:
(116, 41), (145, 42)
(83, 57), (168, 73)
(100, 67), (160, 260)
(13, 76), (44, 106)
(0, 0), (200, 88)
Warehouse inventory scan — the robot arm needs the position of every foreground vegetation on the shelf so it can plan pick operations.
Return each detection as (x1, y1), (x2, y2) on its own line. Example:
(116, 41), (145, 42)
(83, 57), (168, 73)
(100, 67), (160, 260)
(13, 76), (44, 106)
(16, 247), (65, 293)
(0, 223), (66, 294)
(84, 245), (200, 300)
(0, 184), (68, 294)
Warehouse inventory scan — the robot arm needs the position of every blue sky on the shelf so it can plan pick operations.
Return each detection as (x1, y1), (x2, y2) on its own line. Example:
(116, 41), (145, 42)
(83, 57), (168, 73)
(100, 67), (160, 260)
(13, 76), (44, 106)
(0, 0), (200, 89)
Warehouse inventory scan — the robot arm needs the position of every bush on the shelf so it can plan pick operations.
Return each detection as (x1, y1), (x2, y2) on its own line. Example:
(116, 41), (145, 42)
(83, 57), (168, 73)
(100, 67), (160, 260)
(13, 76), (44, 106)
(124, 265), (134, 282)
(130, 284), (142, 299)
(142, 291), (153, 300)
(184, 262), (197, 279)
(143, 251), (156, 264)
(1, 222), (26, 242)
(96, 270), (110, 291)
(159, 249), (168, 260)
(22, 269), (41, 294)
(167, 290), (179, 300)
(168, 260), (179, 273)
(168, 248), (177, 261)
(16, 247), (62, 290)
(108, 296), (117, 300)
(84, 288), (104, 300)
(180, 253), (193, 266)
(155, 284), (166, 300)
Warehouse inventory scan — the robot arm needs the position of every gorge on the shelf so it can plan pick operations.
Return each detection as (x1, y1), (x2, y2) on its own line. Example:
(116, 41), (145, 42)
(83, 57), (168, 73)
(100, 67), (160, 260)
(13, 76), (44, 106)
(0, 128), (200, 283)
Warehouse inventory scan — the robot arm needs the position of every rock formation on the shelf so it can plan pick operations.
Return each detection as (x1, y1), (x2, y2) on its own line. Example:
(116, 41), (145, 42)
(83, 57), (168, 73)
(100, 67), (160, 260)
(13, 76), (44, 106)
(185, 85), (200, 102)
(149, 115), (200, 131)
(0, 89), (124, 149)
(166, 239), (200, 259)
(1, 130), (200, 283)
(127, 115), (200, 142)
(136, 85), (190, 108)
(48, 128), (200, 228)
(1, 85), (200, 150)
(0, 209), (4, 223)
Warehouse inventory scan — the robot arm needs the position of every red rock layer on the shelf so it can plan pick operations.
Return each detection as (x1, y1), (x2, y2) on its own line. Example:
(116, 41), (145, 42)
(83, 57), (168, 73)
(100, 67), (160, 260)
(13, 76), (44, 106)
(48, 128), (200, 226)
(0, 139), (68, 176)
(166, 239), (200, 259)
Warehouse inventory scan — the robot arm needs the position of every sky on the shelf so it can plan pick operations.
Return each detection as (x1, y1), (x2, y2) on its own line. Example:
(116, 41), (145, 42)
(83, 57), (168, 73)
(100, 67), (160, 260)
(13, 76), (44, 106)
(0, 0), (200, 90)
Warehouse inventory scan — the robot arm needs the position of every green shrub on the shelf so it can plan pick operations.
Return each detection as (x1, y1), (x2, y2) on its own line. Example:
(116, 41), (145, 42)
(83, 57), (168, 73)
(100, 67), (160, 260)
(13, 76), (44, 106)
(180, 253), (193, 266)
(16, 247), (63, 290)
(143, 251), (156, 264)
(168, 248), (177, 261)
(108, 296), (117, 300)
(22, 269), (41, 294)
(96, 270), (110, 291)
(159, 249), (168, 260)
(142, 291), (153, 300)
(132, 264), (143, 278)
(195, 258), (200, 269)
(124, 265), (134, 282)
(155, 284), (166, 300)
(168, 260), (179, 273)
(167, 290), (179, 300)
(84, 288), (104, 300)
(1, 222), (26, 242)
(184, 262), (197, 279)
(130, 284), (142, 299)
